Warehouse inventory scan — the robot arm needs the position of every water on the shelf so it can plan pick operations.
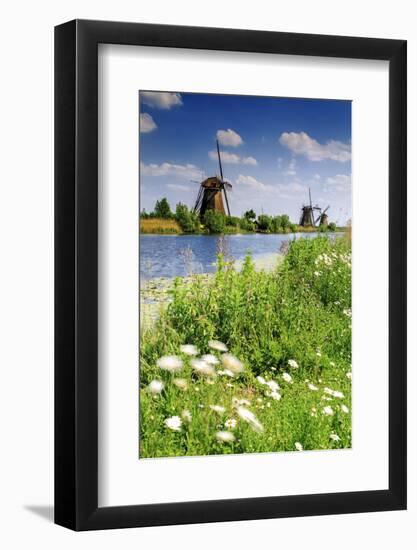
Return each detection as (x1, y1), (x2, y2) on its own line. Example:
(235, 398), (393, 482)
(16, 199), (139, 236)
(140, 232), (331, 280)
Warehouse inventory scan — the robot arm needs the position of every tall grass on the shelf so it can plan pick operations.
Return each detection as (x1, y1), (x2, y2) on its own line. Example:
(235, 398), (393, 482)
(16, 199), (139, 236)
(140, 236), (352, 458)
(140, 218), (182, 234)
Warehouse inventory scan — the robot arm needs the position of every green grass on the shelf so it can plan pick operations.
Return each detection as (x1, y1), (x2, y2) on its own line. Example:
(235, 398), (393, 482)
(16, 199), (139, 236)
(139, 236), (352, 458)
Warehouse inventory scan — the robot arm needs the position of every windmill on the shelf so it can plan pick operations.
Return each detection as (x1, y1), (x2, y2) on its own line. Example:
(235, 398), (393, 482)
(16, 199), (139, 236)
(299, 188), (330, 227)
(193, 140), (232, 217)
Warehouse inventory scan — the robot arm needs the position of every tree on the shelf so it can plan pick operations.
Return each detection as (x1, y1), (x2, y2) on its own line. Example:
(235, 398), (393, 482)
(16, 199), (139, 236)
(175, 203), (200, 233)
(244, 209), (256, 222)
(328, 222), (337, 232)
(257, 214), (272, 232)
(154, 197), (172, 218)
(203, 209), (226, 233)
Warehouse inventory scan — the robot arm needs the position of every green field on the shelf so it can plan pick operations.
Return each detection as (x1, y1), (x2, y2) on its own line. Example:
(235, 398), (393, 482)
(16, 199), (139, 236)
(139, 235), (352, 458)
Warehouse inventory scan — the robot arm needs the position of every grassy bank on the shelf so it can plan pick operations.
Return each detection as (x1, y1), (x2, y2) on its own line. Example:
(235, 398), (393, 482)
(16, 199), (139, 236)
(139, 236), (352, 458)
(140, 218), (182, 234)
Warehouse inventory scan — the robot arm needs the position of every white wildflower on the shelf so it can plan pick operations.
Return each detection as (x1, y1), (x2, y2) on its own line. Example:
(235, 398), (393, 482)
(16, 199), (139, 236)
(157, 355), (183, 373)
(237, 406), (264, 433)
(173, 378), (188, 390)
(210, 405), (226, 413)
(282, 372), (293, 383)
(147, 379), (164, 394)
(256, 375), (266, 385)
(324, 387), (345, 399)
(311, 407), (317, 417)
(323, 406), (334, 416)
(295, 442), (303, 451)
(216, 431), (235, 443)
(191, 359), (216, 376)
(180, 344), (199, 356)
(308, 383), (319, 391)
(164, 415), (182, 431)
(225, 418), (237, 429)
(346, 371), (352, 380)
(201, 354), (220, 365)
(181, 410), (192, 423)
(222, 354), (244, 374)
(266, 380), (280, 392)
(208, 340), (228, 352)
(341, 404), (349, 414)
(343, 308), (352, 318)
(314, 271), (320, 277)
(269, 391), (281, 401)
(330, 432), (341, 442)
(226, 383), (234, 388)
(330, 361), (335, 367)
(288, 359), (299, 369)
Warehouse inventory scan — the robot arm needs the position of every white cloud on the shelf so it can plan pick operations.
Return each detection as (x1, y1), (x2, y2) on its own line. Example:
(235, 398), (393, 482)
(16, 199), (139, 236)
(325, 174), (351, 192)
(209, 150), (258, 165)
(140, 113), (157, 133)
(276, 181), (306, 198)
(140, 91), (182, 109)
(166, 184), (189, 192)
(216, 129), (243, 147)
(284, 158), (297, 176)
(279, 131), (351, 162)
(314, 174), (321, 181)
(235, 175), (271, 191)
(140, 162), (203, 180)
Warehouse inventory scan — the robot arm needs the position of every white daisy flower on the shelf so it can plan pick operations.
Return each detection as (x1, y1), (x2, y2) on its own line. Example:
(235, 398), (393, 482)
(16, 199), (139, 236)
(256, 375), (266, 385)
(157, 355), (183, 373)
(216, 431), (235, 443)
(323, 406), (334, 416)
(181, 410), (192, 423)
(330, 432), (341, 442)
(288, 359), (299, 369)
(237, 406), (264, 433)
(210, 405), (226, 413)
(341, 404), (349, 414)
(201, 354), (220, 365)
(208, 340), (228, 352)
(308, 383), (319, 391)
(282, 372), (293, 383)
(147, 379), (164, 394)
(221, 354), (244, 374)
(164, 415), (182, 431)
(191, 359), (216, 376)
(225, 418), (237, 429)
(269, 391), (281, 401)
(180, 344), (199, 356)
(324, 387), (345, 399)
(266, 380), (280, 392)
(295, 442), (303, 451)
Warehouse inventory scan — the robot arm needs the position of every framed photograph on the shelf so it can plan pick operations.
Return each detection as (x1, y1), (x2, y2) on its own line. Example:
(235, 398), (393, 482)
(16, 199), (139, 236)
(55, 20), (407, 530)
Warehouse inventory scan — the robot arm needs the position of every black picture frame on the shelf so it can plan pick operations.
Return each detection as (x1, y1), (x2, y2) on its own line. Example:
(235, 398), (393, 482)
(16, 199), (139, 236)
(55, 19), (407, 531)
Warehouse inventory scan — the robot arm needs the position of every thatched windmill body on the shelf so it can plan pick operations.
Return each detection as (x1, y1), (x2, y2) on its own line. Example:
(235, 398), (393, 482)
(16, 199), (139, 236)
(299, 188), (330, 227)
(193, 140), (232, 217)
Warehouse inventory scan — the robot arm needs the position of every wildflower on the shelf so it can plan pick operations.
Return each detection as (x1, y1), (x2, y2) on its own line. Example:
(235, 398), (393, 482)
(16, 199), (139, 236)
(157, 355), (183, 373)
(266, 380), (280, 392)
(269, 391), (281, 401)
(311, 407), (317, 417)
(314, 271), (320, 277)
(216, 431), (235, 443)
(201, 354), (220, 365)
(323, 406), (334, 416)
(225, 418), (237, 429)
(164, 416), (182, 431)
(271, 367), (277, 371)
(208, 340), (228, 352)
(346, 371), (352, 380)
(282, 372), (293, 383)
(330, 432), (341, 442)
(288, 359), (299, 369)
(173, 378), (188, 390)
(295, 442), (303, 451)
(324, 387), (345, 399)
(343, 308), (352, 318)
(237, 406), (264, 433)
(256, 375), (266, 385)
(226, 383), (234, 388)
(180, 344), (199, 356)
(316, 350), (322, 357)
(341, 404), (349, 414)
(330, 361), (335, 367)
(147, 380), (164, 394)
(308, 383), (319, 391)
(191, 359), (216, 376)
(210, 405), (226, 413)
(222, 354), (244, 374)
(218, 369), (235, 377)
(266, 402), (271, 408)
(181, 410), (192, 423)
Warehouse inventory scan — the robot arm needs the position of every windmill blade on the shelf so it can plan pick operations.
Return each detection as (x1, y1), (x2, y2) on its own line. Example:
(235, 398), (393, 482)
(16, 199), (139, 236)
(193, 185), (204, 213)
(216, 139), (224, 181)
(223, 186), (231, 216)
(322, 205), (330, 215)
(223, 181), (233, 191)
(314, 214), (321, 225)
(309, 187), (313, 210)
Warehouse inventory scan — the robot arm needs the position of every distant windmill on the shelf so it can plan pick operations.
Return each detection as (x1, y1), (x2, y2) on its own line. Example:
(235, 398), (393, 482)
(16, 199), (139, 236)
(299, 188), (330, 227)
(193, 140), (232, 217)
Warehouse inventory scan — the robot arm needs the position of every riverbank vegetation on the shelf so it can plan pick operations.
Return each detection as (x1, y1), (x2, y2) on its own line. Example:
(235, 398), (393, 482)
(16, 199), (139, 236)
(140, 197), (340, 235)
(139, 235), (352, 458)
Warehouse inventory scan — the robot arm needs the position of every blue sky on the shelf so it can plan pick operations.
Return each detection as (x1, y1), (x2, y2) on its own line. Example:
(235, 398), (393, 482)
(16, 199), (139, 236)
(139, 91), (351, 224)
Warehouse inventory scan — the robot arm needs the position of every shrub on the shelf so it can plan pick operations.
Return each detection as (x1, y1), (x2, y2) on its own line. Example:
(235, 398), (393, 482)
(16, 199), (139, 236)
(203, 209), (226, 233)
(257, 214), (272, 232)
(175, 203), (200, 233)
